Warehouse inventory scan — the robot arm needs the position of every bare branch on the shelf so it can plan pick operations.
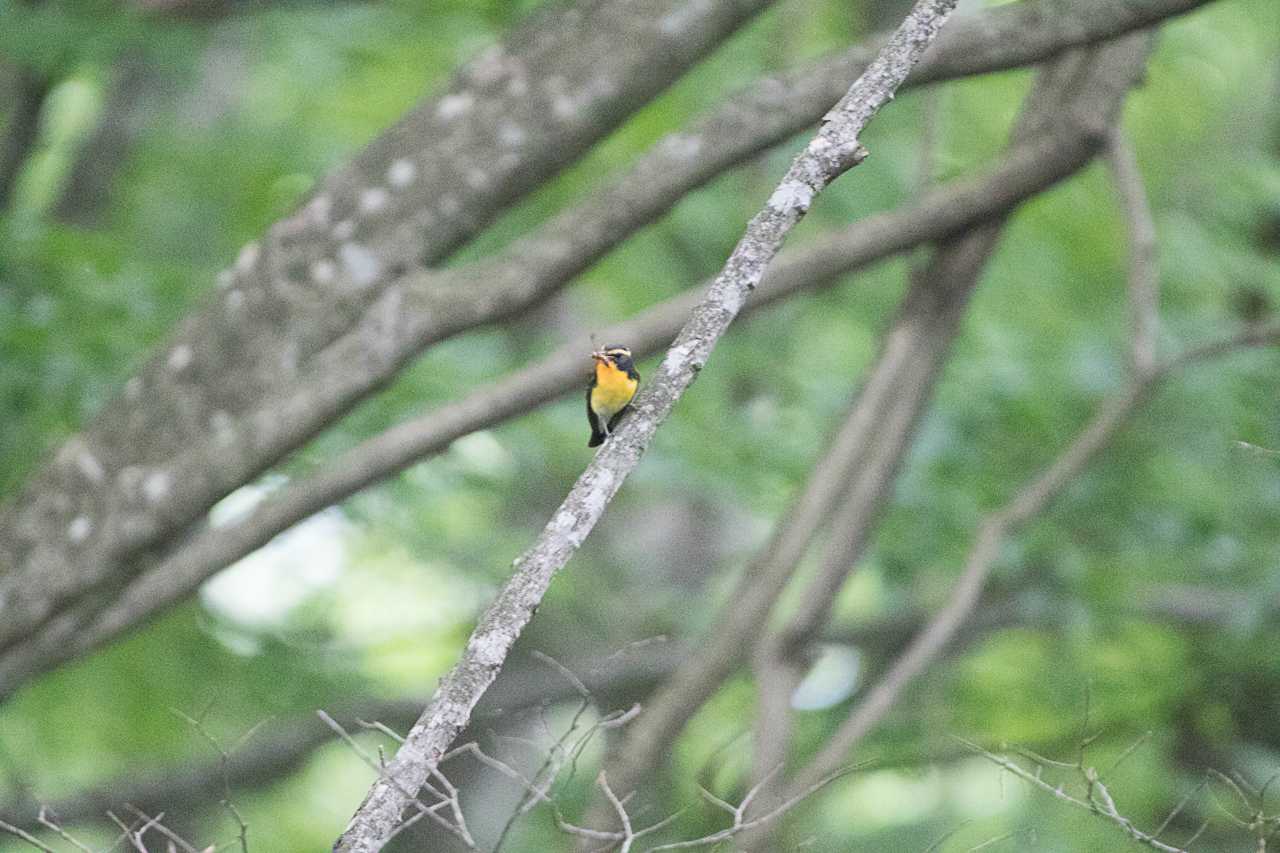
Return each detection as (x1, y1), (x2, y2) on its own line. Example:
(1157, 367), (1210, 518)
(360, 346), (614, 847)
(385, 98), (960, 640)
(961, 740), (1191, 853)
(0, 818), (57, 852)
(122, 806), (203, 853)
(36, 807), (92, 853)
(1108, 128), (1161, 375)
(331, 3), (960, 848)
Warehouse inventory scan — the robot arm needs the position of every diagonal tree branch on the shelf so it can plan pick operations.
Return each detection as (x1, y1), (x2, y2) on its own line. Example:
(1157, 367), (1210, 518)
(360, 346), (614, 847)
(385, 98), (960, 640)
(0, 0), (776, 658)
(331, 2), (961, 849)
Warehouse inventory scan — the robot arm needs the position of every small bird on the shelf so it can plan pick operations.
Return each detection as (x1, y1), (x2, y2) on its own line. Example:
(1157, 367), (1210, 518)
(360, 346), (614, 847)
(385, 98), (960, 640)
(586, 345), (640, 447)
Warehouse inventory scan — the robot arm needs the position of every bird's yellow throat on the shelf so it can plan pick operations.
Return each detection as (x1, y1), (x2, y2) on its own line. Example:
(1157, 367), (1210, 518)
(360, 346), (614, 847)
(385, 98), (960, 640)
(591, 360), (638, 418)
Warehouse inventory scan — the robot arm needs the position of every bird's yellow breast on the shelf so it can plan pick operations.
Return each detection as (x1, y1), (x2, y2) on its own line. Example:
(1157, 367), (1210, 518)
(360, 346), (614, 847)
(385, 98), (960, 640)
(591, 361), (638, 418)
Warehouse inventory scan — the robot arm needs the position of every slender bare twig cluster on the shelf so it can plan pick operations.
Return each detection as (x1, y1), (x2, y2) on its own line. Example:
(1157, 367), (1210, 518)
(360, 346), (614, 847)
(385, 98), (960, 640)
(1, 804), (211, 853)
(962, 738), (1199, 853)
(317, 653), (847, 853)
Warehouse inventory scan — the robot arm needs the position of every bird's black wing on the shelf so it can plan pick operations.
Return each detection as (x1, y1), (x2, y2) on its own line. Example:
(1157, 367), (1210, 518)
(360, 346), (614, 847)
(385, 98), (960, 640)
(586, 380), (605, 447)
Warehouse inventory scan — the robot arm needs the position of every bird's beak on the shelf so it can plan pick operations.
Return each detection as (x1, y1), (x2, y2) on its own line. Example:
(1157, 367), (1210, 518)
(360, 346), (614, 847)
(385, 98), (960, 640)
(591, 350), (608, 363)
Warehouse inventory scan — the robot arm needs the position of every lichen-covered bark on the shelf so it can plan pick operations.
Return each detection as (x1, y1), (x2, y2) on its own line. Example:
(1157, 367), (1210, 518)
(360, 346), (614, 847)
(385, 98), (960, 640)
(0, 0), (773, 658)
(331, 2), (960, 849)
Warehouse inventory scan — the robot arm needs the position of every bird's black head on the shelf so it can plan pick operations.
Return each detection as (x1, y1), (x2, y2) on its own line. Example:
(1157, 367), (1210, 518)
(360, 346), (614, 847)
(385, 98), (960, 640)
(599, 343), (640, 373)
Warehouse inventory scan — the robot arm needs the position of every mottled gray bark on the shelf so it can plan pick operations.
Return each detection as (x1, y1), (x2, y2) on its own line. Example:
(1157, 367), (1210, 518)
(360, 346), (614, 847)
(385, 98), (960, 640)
(0, 0), (773, 661)
(331, 2), (960, 849)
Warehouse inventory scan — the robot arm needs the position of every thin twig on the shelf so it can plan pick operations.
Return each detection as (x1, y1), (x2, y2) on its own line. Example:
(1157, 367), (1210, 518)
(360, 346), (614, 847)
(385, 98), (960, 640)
(958, 740), (1188, 853)
(37, 807), (93, 853)
(0, 818), (57, 852)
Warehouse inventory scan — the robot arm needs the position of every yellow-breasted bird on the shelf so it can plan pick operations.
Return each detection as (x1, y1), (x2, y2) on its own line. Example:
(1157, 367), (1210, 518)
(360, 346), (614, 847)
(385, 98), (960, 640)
(586, 345), (639, 447)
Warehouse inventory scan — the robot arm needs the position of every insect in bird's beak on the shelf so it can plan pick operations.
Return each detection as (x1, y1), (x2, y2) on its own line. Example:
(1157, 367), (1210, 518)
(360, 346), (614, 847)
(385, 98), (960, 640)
(591, 349), (609, 363)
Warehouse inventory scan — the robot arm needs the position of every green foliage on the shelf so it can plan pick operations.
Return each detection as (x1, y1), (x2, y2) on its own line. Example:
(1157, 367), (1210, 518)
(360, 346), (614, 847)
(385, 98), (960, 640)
(1, 0), (1279, 850)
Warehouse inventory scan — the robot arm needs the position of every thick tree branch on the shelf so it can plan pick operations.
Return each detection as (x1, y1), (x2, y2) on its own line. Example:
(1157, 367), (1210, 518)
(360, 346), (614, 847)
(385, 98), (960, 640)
(331, 3), (960, 849)
(0, 0), (774, 657)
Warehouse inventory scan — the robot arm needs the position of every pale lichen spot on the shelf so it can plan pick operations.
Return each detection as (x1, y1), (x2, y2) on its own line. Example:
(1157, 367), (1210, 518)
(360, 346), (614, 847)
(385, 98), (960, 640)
(235, 241), (260, 274)
(436, 92), (475, 120)
(550, 508), (576, 537)
(721, 285), (744, 316)
(582, 469), (615, 523)
(331, 219), (356, 241)
(311, 259), (337, 285)
(225, 289), (245, 313)
(464, 168), (490, 191)
(663, 342), (695, 377)
(338, 242), (382, 288)
(143, 470), (172, 503)
(551, 94), (576, 121)
(658, 0), (710, 35)
(210, 410), (236, 447)
(306, 194), (332, 226)
(76, 450), (105, 484)
(662, 133), (703, 159)
(125, 376), (144, 400)
(470, 631), (508, 667)
(215, 269), (235, 290)
(497, 121), (526, 148)
(387, 158), (417, 189)
(768, 180), (814, 212)
(359, 187), (389, 215)
(68, 515), (93, 543)
(470, 45), (506, 85)
(168, 344), (193, 372)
